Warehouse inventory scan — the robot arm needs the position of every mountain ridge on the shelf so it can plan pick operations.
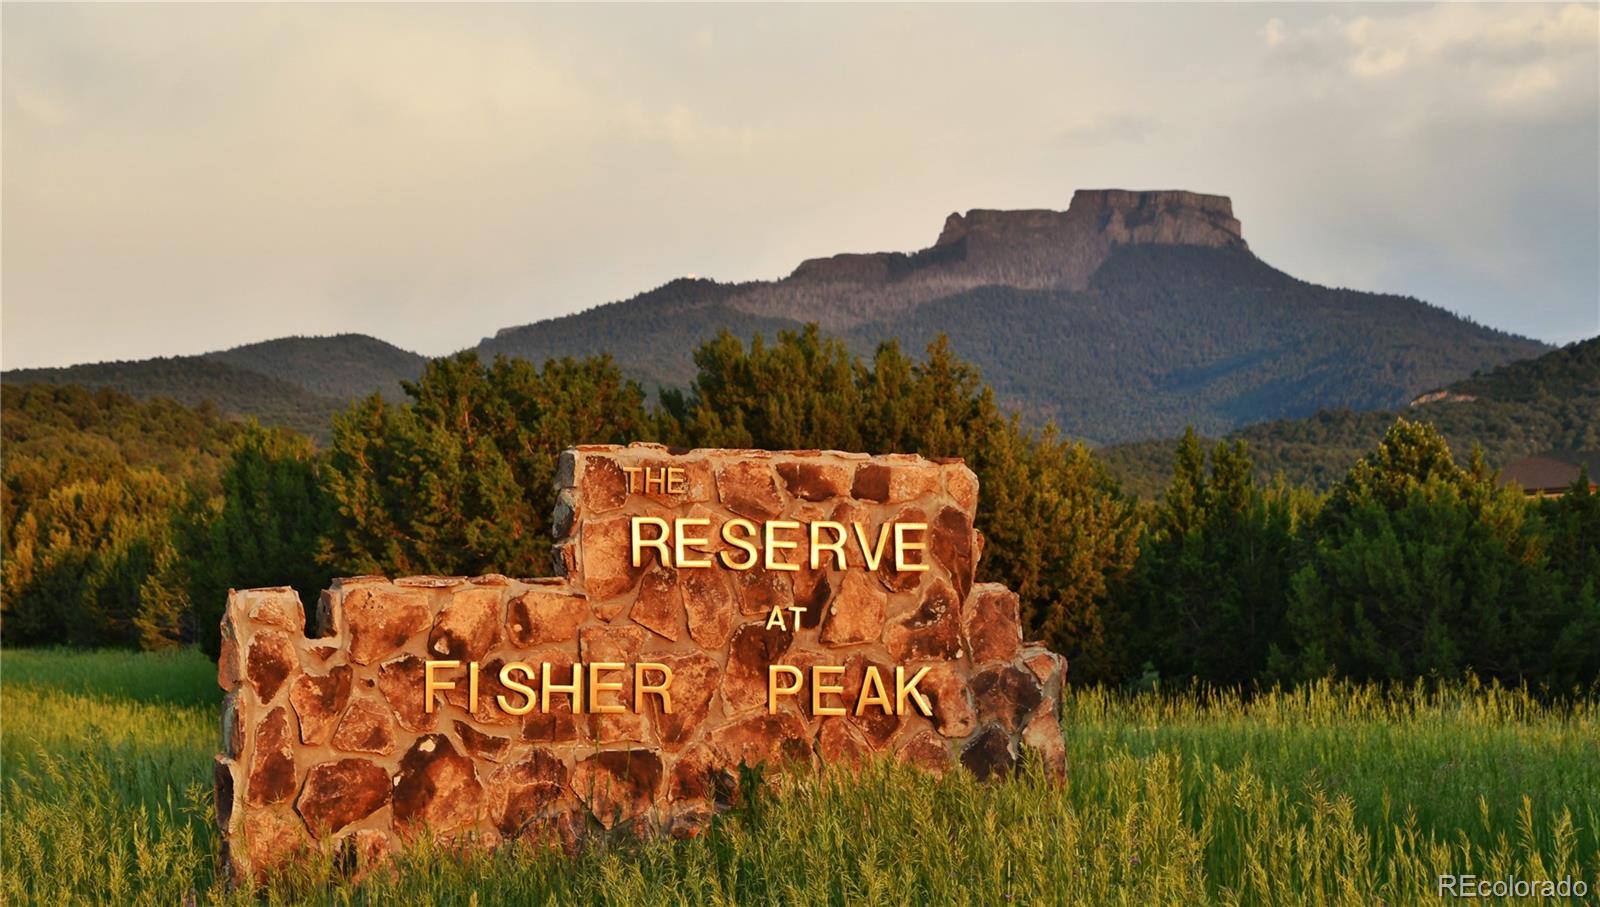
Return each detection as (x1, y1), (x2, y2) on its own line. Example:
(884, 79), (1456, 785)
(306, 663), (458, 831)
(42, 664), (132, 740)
(2, 189), (1551, 445)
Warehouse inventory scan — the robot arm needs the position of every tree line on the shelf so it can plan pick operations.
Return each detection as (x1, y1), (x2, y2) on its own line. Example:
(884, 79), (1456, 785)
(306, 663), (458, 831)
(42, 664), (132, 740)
(3, 329), (1596, 688)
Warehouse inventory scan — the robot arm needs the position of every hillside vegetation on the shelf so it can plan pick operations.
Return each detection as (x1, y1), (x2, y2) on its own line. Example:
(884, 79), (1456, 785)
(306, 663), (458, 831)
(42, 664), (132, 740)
(5, 332), (1596, 691)
(1104, 336), (1600, 496)
(204, 334), (425, 402)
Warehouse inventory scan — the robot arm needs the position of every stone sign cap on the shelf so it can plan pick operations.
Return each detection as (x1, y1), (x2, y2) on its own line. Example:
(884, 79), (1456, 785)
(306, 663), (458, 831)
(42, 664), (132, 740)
(215, 444), (1066, 884)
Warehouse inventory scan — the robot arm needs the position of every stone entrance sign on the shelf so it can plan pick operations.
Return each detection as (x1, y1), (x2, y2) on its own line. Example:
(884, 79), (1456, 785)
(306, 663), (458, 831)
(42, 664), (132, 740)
(215, 444), (1067, 883)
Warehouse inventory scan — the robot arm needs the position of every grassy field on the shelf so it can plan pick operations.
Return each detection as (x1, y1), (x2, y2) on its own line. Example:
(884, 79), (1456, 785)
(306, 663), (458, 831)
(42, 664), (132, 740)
(2, 649), (1597, 905)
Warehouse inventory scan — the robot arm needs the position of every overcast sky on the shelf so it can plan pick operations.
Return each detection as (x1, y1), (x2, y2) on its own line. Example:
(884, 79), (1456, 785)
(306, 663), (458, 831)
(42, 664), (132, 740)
(4, 3), (1597, 370)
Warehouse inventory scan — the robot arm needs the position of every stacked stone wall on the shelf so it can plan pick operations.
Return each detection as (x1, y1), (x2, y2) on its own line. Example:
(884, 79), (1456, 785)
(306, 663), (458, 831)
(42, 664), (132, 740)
(216, 444), (1066, 882)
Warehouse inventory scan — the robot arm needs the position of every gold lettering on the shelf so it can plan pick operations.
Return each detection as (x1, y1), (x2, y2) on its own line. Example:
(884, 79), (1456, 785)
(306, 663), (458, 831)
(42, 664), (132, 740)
(636, 662), (674, 714)
(765, 604), (787, 631)
(631, 516), (671, 568)
(719, 518), (759, 570)
(809, 520), (848, 570)
(496, 662), (537, 716)
(622, 465), (643, 493)
(666, 467), (686, 495)
(467, 660), (481, 716)
(812, 664), (847, 716)
(853, 521), (893, 571)
(541, 662), (584, 714)
(854, 665), (892, 715)
(769, 664), (803, 713)
(674, 517), (713, 568)
(764, 520), (801, 572)
(587, 662), (626, 714)
(896, 665), (933, 717)
(894, 522), (930, 573)
(424, 659), (460, 713)
(644, 466), (667, 494)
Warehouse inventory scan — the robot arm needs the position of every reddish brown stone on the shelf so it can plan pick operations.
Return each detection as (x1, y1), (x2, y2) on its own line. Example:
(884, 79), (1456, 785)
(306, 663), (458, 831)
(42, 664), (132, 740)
(1022, 709), (1067, 782)
(332, 697), (397, 755)
(377, 654), (437, 733)
(218, 621), (241, 691)
(393, 734), (485, 835)
(876, 507), (928, 594)
(720, 621), (795, 714)
(1024, 649), (1063, 685)
(791, 568), (830, 629)
(636, 652), (715, 751)
(884, 578), (962, 662)
(580, 626), (650, 744)
(851, 463), (891, 502)
(629, 565), (683, 641)
(960, 725), (1017, 782)
(777, 461), (851, 501)
(519, 650), (584, 744)
(439, 657), (519, 727)
(944, 465), (979, 515)
(710, 712), (811, 768)
(581, 455), (630, 513)
(920, 663), (976, 738)
(716, 461), (785, 520)
(969, 666), (1042, 734)
(835, 656), (901, 746)
(964, 585), (1022, 666)
(897, 731), (953, 775)
(490, 749), (577, 839)
(334, 828), (393, 883)
(455, 720), (515, 762)
(929, 506), (976, 600)
(240, 808), (307, 883)
(243, 588), (305, 634)
(818, 570), (887, 646)
(818, 720), (870, 766)
(581, 515), (646, 601)
(506, 588), (588, 647)
(570, 750), (663, 829)
(734, 567), (792, 616)
(246, 707), (297, 807)
(222, 691), (245, 758)
(682, 568), (737, 648)
(427, 587), (502, 662)
(289, 666), (352, 746)
(246, 631), (298, 705)
(296, 758), (391, 834)
(668, 742), (739, 806)
(344, 588), (432, 666)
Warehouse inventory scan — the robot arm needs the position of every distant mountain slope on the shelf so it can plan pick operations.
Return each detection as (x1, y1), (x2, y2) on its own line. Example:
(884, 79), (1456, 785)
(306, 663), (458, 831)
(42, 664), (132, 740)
(4, 190), (1553, 444)
(2, 357), (344, 442)
(481, 190), (1545, 443)
(204, 334), (426, 402)
(1102, 337), (1600, 495)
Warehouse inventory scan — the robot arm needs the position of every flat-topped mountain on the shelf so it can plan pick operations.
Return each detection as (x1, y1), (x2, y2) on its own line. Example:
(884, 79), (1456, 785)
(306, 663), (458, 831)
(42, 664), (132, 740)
(481, 189), (1545, 442)
(4, 189), (1550, 444)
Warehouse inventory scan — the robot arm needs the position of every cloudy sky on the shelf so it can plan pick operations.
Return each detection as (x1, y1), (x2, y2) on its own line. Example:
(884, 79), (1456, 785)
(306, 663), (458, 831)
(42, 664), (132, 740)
(4, 3), (1597, 369)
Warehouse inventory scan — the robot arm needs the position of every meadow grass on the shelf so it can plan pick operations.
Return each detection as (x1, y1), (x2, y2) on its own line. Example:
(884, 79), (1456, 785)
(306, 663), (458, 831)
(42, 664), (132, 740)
(2, 648), (1596, 905)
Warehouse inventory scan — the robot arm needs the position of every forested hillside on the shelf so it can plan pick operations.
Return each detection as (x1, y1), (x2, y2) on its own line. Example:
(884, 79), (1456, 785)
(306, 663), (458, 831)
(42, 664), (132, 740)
(1103, 337), (1600, 496)
(203, 334), (426, 402)
(2, 357), (344, 441)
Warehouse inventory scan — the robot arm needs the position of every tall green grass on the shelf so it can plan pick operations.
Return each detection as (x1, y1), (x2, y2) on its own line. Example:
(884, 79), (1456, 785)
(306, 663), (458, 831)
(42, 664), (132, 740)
(2, 649), (1596, 905)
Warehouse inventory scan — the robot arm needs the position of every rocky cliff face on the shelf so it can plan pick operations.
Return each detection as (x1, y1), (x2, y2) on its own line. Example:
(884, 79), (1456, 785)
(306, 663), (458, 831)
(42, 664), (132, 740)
(749, 189), (1250, 326)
